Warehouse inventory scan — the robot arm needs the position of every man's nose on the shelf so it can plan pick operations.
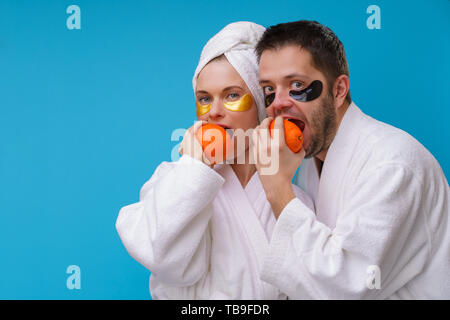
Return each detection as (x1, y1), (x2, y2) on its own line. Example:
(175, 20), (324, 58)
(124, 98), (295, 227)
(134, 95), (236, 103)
(267, 90), (294, 117)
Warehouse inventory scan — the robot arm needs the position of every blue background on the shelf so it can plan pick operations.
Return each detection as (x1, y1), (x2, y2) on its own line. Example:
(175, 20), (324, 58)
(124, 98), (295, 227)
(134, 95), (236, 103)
(0, 0), (448, 299)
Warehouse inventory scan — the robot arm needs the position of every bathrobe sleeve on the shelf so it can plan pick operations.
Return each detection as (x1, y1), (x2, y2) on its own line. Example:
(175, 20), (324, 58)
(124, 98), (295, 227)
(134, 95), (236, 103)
(116, 155), (225, 287)
(261, 162), (430, 299)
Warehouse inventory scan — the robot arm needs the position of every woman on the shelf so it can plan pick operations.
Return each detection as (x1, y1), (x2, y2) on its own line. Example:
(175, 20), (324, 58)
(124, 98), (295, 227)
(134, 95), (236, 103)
(116, 22), (313, 299)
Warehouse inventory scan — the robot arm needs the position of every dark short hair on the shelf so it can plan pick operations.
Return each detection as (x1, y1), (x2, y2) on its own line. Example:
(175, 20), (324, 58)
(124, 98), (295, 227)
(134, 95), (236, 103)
(255, 20), (351, 104)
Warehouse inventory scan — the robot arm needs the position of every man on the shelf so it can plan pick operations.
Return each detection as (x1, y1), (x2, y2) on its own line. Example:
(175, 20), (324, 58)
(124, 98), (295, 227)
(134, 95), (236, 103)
(252, 20), (449, 299)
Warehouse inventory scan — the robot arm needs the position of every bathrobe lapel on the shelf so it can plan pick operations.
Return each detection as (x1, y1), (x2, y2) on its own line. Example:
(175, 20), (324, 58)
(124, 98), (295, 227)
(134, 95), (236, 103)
(218, 165), (270, 267)
(215, 164), (280, 299)
(313, 103), (364, 228)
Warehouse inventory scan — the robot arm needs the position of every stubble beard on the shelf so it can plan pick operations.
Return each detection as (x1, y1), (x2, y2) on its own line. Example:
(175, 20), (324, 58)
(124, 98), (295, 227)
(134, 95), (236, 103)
(304, 92), (338, 159)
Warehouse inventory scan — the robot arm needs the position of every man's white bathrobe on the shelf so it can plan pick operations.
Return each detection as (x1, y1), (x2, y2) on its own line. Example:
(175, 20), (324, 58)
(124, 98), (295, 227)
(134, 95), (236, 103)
(116, 155), (314, 299)
(260, 102), (450, 299)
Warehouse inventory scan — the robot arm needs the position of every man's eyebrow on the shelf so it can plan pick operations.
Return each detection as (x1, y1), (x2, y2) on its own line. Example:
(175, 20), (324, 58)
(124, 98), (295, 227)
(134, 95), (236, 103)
(259, 73), (312, 84)
(195, 90), (209, 95)
(284, 73), (312, 80)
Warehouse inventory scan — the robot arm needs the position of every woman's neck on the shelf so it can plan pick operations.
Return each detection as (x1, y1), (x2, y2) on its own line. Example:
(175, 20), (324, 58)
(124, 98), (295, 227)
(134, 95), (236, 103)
(230, 149), (256, 189)
(230, 163), (256, 189)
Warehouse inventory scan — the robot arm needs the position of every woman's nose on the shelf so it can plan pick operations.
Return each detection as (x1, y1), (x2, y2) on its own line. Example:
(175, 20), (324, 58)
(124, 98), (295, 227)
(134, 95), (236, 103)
(208, 100), (225, 120)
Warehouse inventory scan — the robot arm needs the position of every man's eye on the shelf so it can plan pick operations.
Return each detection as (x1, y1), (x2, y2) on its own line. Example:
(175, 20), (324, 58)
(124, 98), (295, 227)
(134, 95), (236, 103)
(263, 86), (274, 95)
(291, 81), (304, 90)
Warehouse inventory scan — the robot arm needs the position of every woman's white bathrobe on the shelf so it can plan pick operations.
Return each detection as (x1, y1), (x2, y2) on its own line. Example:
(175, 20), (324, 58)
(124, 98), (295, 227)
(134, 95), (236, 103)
(116, 155), (314, 299)
(260, 102), (450, 299)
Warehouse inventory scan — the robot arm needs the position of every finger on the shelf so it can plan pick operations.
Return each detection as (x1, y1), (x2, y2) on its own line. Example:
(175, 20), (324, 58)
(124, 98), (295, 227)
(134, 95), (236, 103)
(258, 127), (272, 166)
(180, 130), (189, 153)
(260, 118), (272, 142)
(193, 120), (205, 135)
(202, 153), (212, 166)
(250, 128), (260, 165)
(183, 126), (193, 139)
(260, 116), (273, 130)
(274, 115), (286, 145)
(183, 128), (199, 159)
(193, 134), (204, 160)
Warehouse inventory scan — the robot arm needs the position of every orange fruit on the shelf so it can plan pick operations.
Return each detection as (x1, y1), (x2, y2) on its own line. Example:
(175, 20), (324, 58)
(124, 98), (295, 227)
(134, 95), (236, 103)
(269, 119), (303, 153)
(196, 123), (232, 164)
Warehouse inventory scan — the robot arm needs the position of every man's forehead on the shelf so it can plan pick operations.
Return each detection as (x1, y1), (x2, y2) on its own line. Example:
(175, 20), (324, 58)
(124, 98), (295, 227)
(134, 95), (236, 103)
(260, 44), (312, 59)
(259, 45), (320, 80)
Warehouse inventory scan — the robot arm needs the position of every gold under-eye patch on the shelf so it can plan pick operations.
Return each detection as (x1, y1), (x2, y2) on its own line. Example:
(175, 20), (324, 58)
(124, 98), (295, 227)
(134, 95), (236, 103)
(224, 93), (252, 112)
(196, 102), (211, 116)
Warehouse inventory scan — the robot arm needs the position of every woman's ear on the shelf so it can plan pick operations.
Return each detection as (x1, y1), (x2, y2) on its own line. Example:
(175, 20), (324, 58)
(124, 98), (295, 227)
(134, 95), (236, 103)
(333, 74), (350, 109)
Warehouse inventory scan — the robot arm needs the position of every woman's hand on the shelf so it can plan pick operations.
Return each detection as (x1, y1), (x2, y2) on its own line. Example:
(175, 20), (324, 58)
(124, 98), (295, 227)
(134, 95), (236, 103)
(179, 121), (214, 167)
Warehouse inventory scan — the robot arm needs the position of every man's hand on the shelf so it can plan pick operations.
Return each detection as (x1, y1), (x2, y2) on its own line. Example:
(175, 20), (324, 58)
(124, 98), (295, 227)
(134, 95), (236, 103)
(179, 121), (213, 167)
(251, 116), (306, 218)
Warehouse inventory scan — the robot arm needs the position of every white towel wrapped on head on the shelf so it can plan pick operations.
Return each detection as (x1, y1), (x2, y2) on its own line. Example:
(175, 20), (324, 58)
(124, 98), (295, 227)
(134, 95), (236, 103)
(192, 21), (267, 122)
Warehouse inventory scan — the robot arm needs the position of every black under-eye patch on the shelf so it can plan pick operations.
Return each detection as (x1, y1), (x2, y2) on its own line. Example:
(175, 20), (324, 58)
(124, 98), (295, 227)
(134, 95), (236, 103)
(265, 93), (275, 107)
(289, 80), (323, 102)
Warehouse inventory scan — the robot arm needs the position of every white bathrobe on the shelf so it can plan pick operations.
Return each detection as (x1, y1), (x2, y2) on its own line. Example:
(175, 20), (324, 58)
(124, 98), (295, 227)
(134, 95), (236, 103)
(116, 155), (314, 299)
(261, 102), (450, 299)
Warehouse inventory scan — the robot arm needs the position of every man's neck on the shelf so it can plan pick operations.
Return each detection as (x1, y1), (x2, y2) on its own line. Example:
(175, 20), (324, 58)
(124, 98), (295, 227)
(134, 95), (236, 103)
(314, 100), (351, 176)
(313, 156), (324, 178)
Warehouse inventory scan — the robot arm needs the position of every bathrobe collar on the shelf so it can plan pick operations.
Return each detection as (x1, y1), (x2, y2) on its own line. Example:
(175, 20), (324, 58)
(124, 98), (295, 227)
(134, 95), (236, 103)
(314, 102), (365, 228)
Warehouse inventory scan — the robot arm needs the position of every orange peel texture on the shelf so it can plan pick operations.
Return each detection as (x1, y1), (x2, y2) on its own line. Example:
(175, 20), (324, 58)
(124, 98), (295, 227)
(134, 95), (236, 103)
(196, 123), (232, 165)
(269, 119), (303, 153)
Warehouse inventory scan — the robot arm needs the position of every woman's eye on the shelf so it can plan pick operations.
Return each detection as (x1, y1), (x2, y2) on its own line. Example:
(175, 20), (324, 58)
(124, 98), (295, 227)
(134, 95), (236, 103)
(198, 97), (211, 104)
(291, 81), (304, 90)
(263, 86), (274, 95)
(227, 93), (240, 100)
